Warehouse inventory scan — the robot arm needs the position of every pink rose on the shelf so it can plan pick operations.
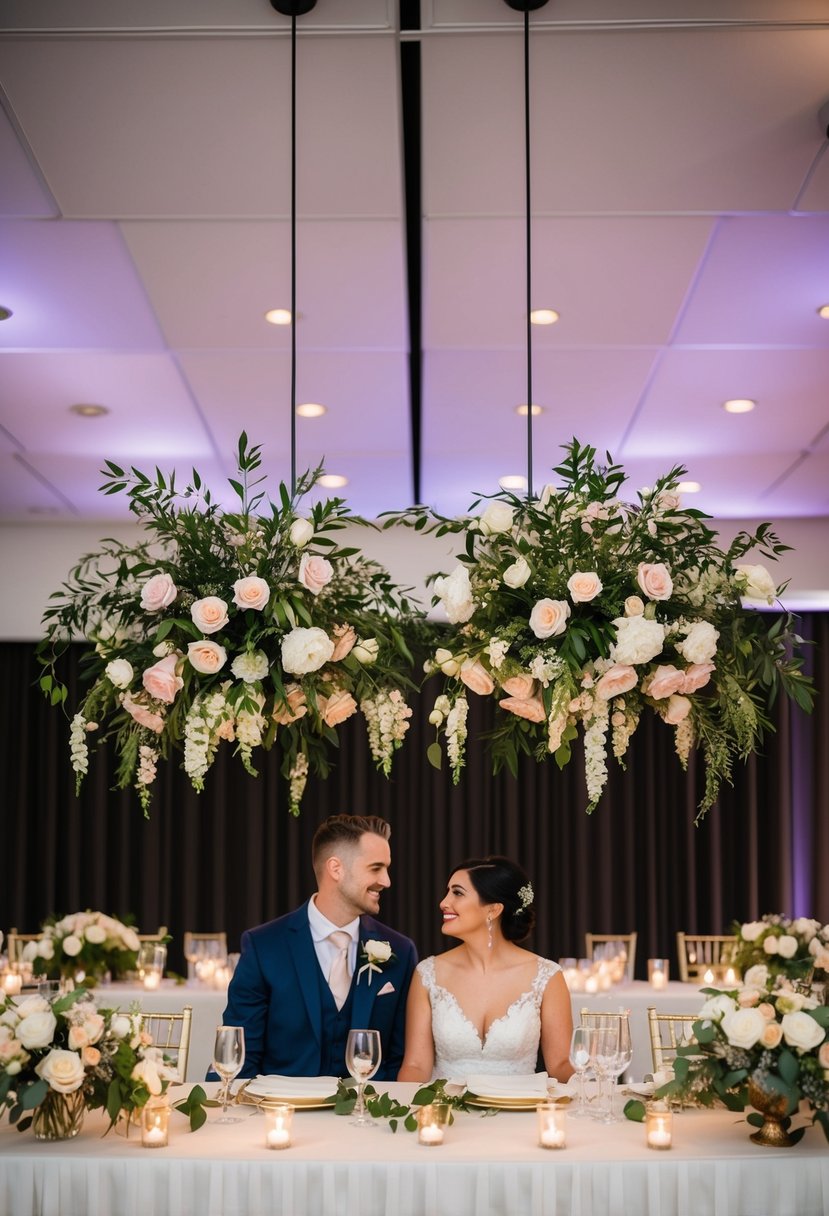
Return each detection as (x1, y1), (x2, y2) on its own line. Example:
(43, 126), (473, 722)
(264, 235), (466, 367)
(330, 624), (357, 662)
(758, 1002), (776, 1021)
(501, 674), (536, 699)
(298, 553), (334, 596)
(738, 988), (760, 1007)
(142, 654), (183, 704)
(500, 694), (546, 723)
(232, 576), (270, 612)
(663, 694), (691, 724)
(140, 573), (178, 613)
(459, 660), (495, 696)
(595, 664), (638, 701)
(122, 692), (164, 733)
(272, 684), (307, 725)
(191, 596), (229, 635)
(643, 664), (685, 700)
(637, 562), (673, 601)
(529, 598), (570, 639)
(187, 640), (228, 674)
(679, 662), (715, 693)
(567, 571), (603, 603)
(320, 690), (358, 727)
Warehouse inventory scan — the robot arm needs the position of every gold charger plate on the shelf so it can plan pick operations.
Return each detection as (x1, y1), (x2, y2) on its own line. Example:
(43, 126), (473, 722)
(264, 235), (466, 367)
(466, 1093), (570, 1111)
(237, 1085), (336, 1110)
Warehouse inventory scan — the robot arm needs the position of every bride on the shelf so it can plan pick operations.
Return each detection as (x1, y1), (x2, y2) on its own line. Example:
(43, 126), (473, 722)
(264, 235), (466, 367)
(398, 856), (573, 1082)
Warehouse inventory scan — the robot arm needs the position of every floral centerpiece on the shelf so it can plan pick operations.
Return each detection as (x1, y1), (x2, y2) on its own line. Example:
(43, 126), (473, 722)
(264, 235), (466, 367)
(733, 915), (829, 987)
(664, 976), (829, 1145)
(22, 912), (142, 986)
(388, 440), (814, 818)
(38, 436), (418, 815)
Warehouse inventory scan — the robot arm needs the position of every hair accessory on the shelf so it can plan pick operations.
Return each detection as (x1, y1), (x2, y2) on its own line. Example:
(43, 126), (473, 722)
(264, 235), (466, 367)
(517, 883), (534, 910)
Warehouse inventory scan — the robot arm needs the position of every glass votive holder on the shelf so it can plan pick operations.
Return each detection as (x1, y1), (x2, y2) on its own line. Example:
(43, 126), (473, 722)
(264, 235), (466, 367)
(263, 1102), (294, 1149)
(648, 958), (670, 989)
(141, 1097), (170, 1148)
(645, 1103), (673, 1150)
(536, 1102), (567, 1149)
(417, 1102), (450, 1146)
(2, 972), (22, 996)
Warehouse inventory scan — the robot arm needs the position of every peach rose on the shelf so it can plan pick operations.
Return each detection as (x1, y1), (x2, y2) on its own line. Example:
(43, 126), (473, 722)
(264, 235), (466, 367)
(501, 674), (536, 699)
(191, 596), (229, 635)
(737, 988), (760, 1007)
(122, 692), (164, 733)
(272, 684), (307, 725)
(232, 576), (270, 612)
(637, 562), (673, 601)
(142, 654), (183, 704)
(320, 690), (358, 727)
(663, 694), (691, 724)
(67, 1026), (89, 1050)
(595, 664), (638, 700)
(680, 662), (715, 693)
(82, 1046), (101, 1068)
(500, 694), (546, 723)
(758, 1002), (776, 1021)
(643, 664), (685, 700)
(459, 660), (495, 696)
(567, 571), (603, 603)
(819, 1042), (829, 1069)
(298, 553), (334, 596)
(187, 640), (228, 675)
(529, 598), (570, 639)
(761, 1022), (784, 1049)
(140, 573), (178, 613)
(331, 624), (357, 661)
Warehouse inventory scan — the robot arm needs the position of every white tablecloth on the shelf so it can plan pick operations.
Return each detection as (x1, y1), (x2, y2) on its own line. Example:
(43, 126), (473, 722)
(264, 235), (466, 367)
(1, 1082), (827, 1216)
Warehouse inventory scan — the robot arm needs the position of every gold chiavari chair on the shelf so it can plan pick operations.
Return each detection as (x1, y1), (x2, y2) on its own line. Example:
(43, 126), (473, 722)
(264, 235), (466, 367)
(585, 931), (638, 981)
(141, 1005), (193, 1083)
(676, 933), (739, 983)
(136, 928), (169, 945)
(647, 1007), (699, 1072)
(6, 928), (43, 968)
(183, 931), (228, 958)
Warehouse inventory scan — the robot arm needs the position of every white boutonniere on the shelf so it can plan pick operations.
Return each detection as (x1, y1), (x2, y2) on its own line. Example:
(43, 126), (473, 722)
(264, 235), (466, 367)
(357, 939), (395, 986)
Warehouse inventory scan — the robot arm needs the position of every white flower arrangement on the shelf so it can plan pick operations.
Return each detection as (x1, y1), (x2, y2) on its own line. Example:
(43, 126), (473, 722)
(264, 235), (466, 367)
(25, 912), (143, 985)
(733, 914), (829, 985)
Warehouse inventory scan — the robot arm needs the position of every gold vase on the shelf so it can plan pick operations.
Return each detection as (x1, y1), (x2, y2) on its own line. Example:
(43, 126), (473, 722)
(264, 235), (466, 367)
(747, 1079), (794, 1148)
(32, 1089), (86, 1141)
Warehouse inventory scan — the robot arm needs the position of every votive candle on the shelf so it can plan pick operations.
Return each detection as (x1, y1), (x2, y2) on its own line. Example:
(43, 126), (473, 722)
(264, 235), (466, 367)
(2, 973), (22, 996)
(537, 1103), (567, 1149)
(417, 1102), (450, 1146)
(142, 971), (162, 991)
(141, 1099), (169, 1148)
(646, 1106), (673, 1150)
(648, 959), (670, 989)
(264, 1103), (294, 1149)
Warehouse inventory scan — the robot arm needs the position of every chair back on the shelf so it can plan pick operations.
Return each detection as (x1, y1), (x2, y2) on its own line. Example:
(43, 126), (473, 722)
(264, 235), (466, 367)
(183, 931), (228, 959)
(676, 933), (738, 983)
(141, 1005), (193, 1083)
(647, 1007), (698, 1072)
(6, 929), (43, 968)
(585, 932), (637, 982)
(136, 929), (168, 944)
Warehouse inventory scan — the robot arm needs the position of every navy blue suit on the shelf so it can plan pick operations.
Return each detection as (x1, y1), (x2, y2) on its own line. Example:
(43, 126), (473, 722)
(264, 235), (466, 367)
(217, 902), (417, 1081)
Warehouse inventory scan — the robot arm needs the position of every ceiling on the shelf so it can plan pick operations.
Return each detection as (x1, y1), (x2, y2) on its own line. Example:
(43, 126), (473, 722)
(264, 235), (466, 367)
(1, 0), (829, 524)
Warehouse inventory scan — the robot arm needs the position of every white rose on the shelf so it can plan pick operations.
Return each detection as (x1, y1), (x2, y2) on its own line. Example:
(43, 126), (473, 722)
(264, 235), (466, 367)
(289, 517), (314, 548)
(231, 650), (270, 683)
(122, 928), (141, 953)
(84, 924), (106, 945)
(187, 640), (228, 675)
(567, 571), (603, 603)
(152, 640), (176, 658)
(721, 1007), (766, 1049)
(15, 996), (49, 1017)
(529, 599), (570, 639)
(22, 941), (40, 962)
(353, 638), (380, 665)
(16, 1010), (58, 1051)
(35, 1049), (85, 1094)
(191, 596), (229, 635)
(364, 939), (392, 962)
(676, 620), (719, 665)
(131, 1057), (164, 1096)
(480, 502), (514, 535)
(434, 566), (475, 625)
(37, 939), (54, 961)
(62, 935), (83, 957)
(740, 921), (766, 943)
(624, 595), (645, 616)
(281, 627), (335, 676)
(111, 1015), (132, 1039)
(792, 918), (820, 940)
(736, 563), (776, 604)
(781, 1011), (825, 1052)
(744, 964), (770, 990)
(502, 557), (531, 589)
(775, 934), (798, 959)
(764, 936), (779, 955)
(105, 658), (134, 689)
(610, 616), (665, 666)
(698, 994), (735, 1022)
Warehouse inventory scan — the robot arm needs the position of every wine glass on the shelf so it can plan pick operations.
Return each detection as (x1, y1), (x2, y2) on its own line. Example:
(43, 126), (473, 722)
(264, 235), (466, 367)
(212, 1025), (246, 1124)
(345, 1028), (381, 1127)
(604, 1018), (633, 1122)
(589, 1024), (619, 1122)
(568, 1026), (592, 1118)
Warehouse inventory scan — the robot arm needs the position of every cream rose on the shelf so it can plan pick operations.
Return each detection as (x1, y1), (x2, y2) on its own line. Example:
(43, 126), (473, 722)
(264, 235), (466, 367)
(140, 573), (178, 613)
(781, 1011), (825, 1051)
(142, 654), (184, 704)
(281, 627), (334, 675)
(740, 921), (765, 942)
(698, 994), (735, 1022)
(676, 621), (719, 665)
(643, 664), (685, 700)
(664, 695), (691, 724)
(16, 1011), (58, 1051)
(131, 1057), (164, 1096)
(187, 640), (228, 675)
(37, 939), (54, 961)
(84, 924), (106, 945)
(502, 557), (531, 589)
(567, 571), (603, 603)
(232, 576), (270, 612)
(529, 599), (570, 639)
(624, 595), (645, 616)
(331, 625), (357, 662)
(637, 562), (673, 601)
(191, 596), (229, 635)
(721, 1007), (766, 1049)
(499, 694), (546, 723)
(105, 658), (134, 689)
(763, 936), (779, 955)
(776, 934), (799, 959)
(298, 553), (334, 596)
(434, 566), (475, 624)
(319, 690), (358, 728)
(744, 964), (770, 990)
(289, 517), (314, 548)
(610, 616), (665, 666)
(680, 662), (715, 694)
(36, 1049), (85, 1094)
(501, 674), (536, 699)
(736, 563), (776, 604)
(111, 1015), (132, 1039)
(595, 665), (638, 701)
(480, 502), (514, 535)
(353, 638), (380, 665)
(61, 935), (83, 957)
(459, 660), (495, 696)
(364, 939), (392, 962)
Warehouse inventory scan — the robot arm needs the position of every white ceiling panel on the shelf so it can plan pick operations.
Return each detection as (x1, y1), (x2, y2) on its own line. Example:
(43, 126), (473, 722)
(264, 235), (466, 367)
(425, 0), (829, 27)
(0, 106), (55, 218)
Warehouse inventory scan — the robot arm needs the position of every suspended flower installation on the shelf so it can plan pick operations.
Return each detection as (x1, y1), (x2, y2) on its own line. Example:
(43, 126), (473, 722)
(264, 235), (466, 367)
(38, 435), (418, 815)
(388, 440), (814, 819)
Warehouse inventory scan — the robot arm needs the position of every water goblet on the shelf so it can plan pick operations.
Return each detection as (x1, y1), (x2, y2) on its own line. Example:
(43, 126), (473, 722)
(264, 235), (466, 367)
(605, 1018), (633, 1121)
(568, 1026), (592, 1117)
(345, 1028), (381, 1127)
(589, 1025), (619, 1122)
(212, 1025), (246, 1124)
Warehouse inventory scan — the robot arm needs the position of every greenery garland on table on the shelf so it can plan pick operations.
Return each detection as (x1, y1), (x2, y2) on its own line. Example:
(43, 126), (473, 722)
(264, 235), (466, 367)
(37, 435), (420, 816)
(329, 1079), (496, 1131)
(386, 440), (814, 819)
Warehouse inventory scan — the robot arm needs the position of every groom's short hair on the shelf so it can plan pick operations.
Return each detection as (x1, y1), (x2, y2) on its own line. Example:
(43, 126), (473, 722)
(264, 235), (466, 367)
(311, 814), (391, 875)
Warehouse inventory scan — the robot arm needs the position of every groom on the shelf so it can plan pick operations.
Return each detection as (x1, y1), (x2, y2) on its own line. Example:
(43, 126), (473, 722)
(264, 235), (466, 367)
(218, 814), (417, 1081)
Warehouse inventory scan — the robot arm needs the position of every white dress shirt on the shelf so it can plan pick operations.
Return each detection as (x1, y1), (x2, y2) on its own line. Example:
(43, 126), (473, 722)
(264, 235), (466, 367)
(307, 894), (360, 986)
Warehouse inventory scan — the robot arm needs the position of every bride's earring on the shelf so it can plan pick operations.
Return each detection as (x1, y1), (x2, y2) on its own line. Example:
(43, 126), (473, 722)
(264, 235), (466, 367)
(486, 914), (493, 950)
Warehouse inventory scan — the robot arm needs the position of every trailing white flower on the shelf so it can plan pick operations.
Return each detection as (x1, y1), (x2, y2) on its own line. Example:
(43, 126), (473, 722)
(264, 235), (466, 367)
(288, 752), (309, 816)
(69, 713), (89, 787)
(673, 715), (695, 768)
(235, 691), (266, 776)
(445, 695), (469, 785)
(183, 690), (230, 791)
(361, 689), (414, 776)
(583, 697), (610, 811)
(530, 653), (565, 688)
(487, 637), (510, 669)
(610, 702), (640, 764)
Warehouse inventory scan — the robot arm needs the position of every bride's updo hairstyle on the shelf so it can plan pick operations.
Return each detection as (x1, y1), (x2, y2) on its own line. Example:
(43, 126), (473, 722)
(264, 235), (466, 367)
(453, 856), (536, 943)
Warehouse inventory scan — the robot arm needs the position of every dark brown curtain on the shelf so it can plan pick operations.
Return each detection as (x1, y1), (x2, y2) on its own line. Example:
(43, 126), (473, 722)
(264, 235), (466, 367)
(3, 617), (826, 978)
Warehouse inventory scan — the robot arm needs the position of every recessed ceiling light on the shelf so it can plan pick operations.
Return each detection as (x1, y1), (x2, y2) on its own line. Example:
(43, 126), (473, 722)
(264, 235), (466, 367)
(677, 480), (701, 494)
(529, 308), (560, 325)
(499, 475), (527, 490)
(296, 402), (327, 418)
(318, 474), (348, 488)
(723, 398), (756, 414)
(0, 306), (13, 321)
(264, 308), (292, 325)
(69, 403), (109, 418)
(515, 404), (544, 416)
(817, 304), (829, 320)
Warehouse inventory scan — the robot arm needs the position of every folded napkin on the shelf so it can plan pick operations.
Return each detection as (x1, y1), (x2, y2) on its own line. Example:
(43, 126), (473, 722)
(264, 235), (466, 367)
(465, 1072), (549, 1098)
(246, 1075), (339, 1099)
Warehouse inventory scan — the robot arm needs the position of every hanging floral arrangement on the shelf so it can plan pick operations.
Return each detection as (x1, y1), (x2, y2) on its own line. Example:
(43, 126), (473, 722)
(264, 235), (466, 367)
(387, 440), (814, 819)
(38, 435), (418, 815)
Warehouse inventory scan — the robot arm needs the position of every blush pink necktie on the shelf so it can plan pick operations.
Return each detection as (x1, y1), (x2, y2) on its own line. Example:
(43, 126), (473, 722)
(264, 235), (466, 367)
(328, 931), (352, 1010)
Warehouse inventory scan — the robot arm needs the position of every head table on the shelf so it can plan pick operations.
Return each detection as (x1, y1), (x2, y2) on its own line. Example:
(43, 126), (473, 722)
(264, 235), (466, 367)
(1, 1081), (827, 1216)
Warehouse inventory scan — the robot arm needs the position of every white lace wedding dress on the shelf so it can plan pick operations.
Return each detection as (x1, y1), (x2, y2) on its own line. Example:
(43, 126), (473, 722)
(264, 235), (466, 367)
(417, 955), (561, 1079)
